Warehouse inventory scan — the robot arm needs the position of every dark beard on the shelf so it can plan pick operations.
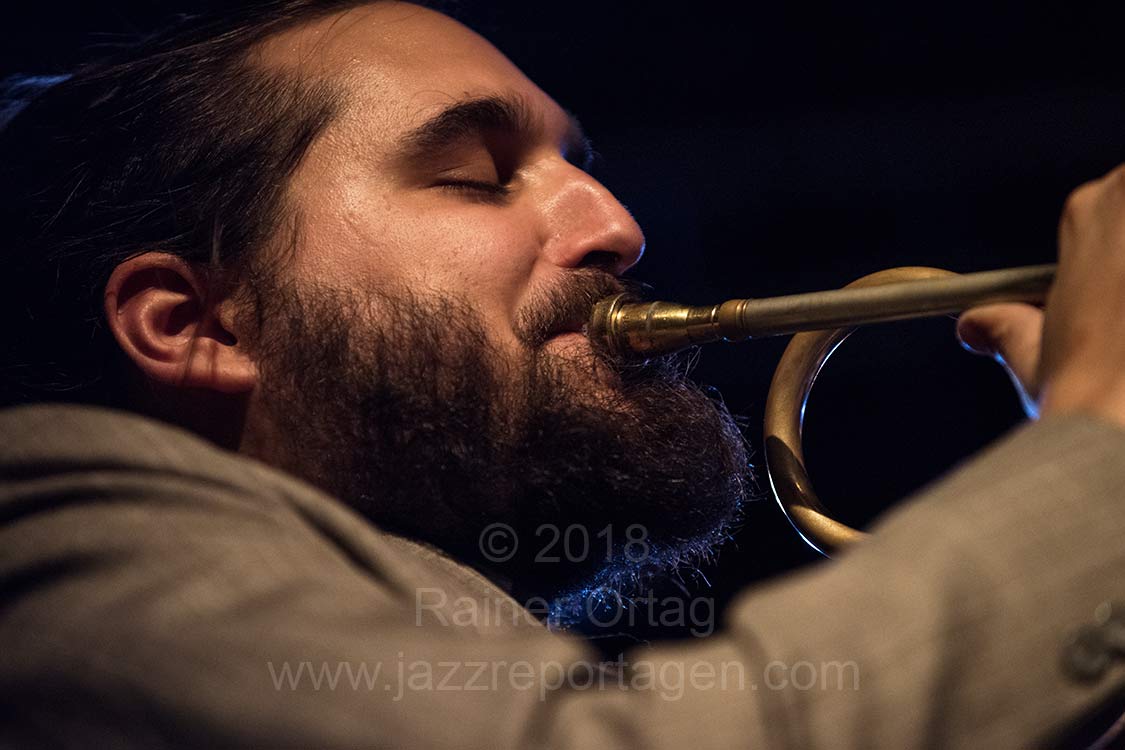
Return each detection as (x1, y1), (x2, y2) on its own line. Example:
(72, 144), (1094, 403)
(248, 271), (753, 616)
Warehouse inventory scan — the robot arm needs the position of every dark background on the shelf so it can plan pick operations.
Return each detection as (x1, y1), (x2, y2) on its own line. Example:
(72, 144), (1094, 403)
(4, 1), (1125, 649)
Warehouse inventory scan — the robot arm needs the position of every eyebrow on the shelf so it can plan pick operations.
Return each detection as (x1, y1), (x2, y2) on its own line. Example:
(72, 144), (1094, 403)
(395, 94), (595, 170)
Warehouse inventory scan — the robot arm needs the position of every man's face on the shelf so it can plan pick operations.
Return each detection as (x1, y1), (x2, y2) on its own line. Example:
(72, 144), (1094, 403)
(258, 2), (644, 365)
(242, 2), (750, 607)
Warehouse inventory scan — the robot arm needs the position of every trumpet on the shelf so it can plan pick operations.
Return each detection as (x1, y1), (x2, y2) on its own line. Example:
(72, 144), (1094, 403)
(587, 265), (1056, 557)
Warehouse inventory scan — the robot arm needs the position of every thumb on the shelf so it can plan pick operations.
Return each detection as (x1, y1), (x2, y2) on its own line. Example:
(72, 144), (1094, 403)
(956, 303), (1045, 414)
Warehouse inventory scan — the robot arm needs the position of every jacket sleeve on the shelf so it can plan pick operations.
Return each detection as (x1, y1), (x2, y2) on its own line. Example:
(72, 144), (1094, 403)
(2, 405), (1124, 749)
(542, 411), (1125, 749)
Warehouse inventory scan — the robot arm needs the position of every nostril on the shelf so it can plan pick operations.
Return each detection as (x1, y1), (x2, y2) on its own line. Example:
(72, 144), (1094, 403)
(578, 250), (621, 273)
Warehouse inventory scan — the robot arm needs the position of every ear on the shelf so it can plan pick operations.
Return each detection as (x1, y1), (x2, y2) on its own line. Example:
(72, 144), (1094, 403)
(104, 252), (257, 394)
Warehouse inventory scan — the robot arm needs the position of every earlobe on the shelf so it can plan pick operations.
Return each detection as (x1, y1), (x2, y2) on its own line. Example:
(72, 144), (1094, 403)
(104, 252), (257, 394)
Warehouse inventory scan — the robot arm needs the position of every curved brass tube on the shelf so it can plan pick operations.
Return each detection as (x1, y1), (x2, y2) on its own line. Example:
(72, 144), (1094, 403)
(588, 264), (1056, 556)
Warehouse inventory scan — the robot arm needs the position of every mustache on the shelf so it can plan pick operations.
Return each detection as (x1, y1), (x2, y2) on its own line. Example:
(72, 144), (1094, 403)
(515, 270), (650, 349)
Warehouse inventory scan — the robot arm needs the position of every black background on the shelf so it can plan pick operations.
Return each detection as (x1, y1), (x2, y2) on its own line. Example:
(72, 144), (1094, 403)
(5, 1), (1125, 648)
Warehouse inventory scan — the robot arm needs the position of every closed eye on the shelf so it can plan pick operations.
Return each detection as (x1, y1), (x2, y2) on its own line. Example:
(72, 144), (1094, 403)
(434, 179), (513, 202)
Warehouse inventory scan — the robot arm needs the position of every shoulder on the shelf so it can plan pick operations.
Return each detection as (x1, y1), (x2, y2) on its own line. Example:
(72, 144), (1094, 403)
(2, 402), (248, 475)
(0, 402), (312, 510)
(0, 403), (527, 627)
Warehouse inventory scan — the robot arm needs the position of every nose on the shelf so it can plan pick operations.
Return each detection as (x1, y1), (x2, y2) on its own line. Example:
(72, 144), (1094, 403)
(537, 165), (645, 276)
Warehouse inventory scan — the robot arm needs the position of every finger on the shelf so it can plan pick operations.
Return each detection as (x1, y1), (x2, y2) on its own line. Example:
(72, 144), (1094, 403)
(956, 302), (1045, 397)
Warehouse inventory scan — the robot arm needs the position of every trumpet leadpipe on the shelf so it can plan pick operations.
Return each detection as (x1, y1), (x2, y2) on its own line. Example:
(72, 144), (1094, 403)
(588, 264), (1056, 357)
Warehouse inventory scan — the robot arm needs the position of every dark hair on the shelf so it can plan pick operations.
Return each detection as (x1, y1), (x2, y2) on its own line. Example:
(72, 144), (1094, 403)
(0, 0), (391, 408)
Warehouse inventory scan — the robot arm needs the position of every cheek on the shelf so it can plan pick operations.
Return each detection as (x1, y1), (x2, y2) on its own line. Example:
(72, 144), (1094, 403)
(392, 213), (538, 349)
(287, 180), (540, 347)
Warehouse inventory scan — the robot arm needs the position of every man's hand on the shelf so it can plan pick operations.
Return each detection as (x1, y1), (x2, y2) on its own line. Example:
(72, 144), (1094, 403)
(957, 164), (1125, 427)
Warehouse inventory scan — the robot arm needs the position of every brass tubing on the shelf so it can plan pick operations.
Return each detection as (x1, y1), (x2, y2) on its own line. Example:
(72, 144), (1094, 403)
(588, 264), (1055, 357)
(764, 267), (962, 556)
(587, 263), (1057, 557)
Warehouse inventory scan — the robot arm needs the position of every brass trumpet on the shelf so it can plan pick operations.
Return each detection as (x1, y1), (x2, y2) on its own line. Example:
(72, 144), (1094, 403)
(588, 264), (1056, 557)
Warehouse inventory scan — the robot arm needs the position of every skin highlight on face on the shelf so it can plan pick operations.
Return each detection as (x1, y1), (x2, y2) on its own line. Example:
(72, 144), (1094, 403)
(250, 2), (645, 362)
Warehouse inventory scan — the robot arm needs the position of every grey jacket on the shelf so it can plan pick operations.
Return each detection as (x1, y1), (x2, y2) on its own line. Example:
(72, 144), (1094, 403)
(1, 403), (1123, 748)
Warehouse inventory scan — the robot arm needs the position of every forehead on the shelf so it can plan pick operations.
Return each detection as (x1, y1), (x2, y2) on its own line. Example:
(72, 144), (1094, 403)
(256, 2), (569, 144)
